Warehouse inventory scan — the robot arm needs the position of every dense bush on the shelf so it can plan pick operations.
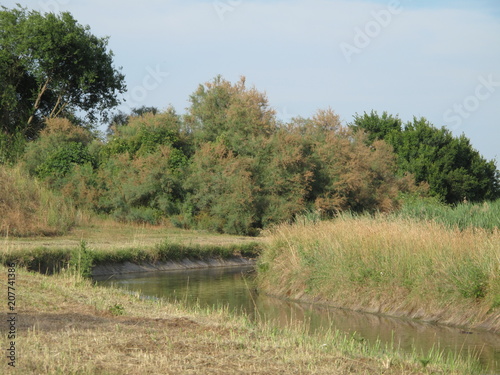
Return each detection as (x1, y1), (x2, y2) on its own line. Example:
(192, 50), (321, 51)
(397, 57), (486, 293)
(7, 77), (498, 235)
(184, 141), (260, 234)
(179, 78), (424, 234)
(23, 118), (95, 179)
(93, 109), (189, 223)
(97, 146), (186, 223)
(104, 109), (189, 159)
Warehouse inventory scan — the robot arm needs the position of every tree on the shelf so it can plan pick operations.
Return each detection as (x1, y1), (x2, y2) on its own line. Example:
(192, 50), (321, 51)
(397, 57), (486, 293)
(184, 141), (260, 235)
(103, 109), (189, 159)
(107, 106), (159, 134)
(351, 111), (500, 203)
(184, 75), (276, 155)
(308, 111), (414, 214)
(22, 118), (96, 182)
(0, 6), (125, 138)
(257, 127), (315, 227)
(95, 110), (189, 223)
(350, 110), (401, 144)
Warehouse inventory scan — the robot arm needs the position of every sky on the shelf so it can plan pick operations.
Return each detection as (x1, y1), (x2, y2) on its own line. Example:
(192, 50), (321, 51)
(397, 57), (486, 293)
(3, 0), (500, 163)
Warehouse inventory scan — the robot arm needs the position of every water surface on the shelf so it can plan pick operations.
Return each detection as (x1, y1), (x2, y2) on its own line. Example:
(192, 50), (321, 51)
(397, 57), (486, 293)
(95, 265), (500, 372)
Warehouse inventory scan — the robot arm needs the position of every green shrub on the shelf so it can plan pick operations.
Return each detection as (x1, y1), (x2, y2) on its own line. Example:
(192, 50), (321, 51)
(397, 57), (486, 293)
(103, 110), (188, 159)
(36, 142), (94, 179)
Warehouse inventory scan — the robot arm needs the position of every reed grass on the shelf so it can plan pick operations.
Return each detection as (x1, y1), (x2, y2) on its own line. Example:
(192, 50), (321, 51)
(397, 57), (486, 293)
(257, 215), (500, 331)
(396, 196), (500, 231)
(0, 165), (81, 236)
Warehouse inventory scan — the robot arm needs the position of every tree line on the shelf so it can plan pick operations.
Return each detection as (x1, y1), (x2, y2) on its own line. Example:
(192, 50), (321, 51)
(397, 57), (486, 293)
(13, 75), (500, 235)
(1, 6), (498, 236)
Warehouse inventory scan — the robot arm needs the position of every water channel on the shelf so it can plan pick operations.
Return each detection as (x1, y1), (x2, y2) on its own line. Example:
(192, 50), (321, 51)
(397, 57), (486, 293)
(95, 265), (500, 373)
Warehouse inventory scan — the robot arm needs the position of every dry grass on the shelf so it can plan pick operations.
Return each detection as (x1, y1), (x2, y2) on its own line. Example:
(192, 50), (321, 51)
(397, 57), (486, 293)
(1, 219), (262, 277)
(0, 165), (79, 237)
(0, 267), (481, 374)
(2, 217), (259, 254)
(257, 215), (500, 332)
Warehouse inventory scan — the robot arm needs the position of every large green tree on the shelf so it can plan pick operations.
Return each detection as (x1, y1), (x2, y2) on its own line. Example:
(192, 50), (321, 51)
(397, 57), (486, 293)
(184, 75), (276, 155)
(0, 6), (125, 138)
(351, 111), (500, 203)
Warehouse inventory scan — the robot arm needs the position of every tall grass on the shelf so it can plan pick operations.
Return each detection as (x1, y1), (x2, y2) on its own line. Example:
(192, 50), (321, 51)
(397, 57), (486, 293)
(257, 215), (500, 331)
(0, 130), (26, 165)
(396, 196), (500, 231)
(0, 165), (79, 236)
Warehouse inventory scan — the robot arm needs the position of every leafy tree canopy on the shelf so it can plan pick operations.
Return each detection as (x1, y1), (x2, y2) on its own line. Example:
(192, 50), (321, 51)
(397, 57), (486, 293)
(107, 106), (159, 134)
(0, 5), (126, 138)
(351, 111), (500, 203)
(184, 75), (276, 155)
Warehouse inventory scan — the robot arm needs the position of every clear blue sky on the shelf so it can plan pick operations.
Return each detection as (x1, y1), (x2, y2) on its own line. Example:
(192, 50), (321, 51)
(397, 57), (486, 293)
(4, 0), (500, 163)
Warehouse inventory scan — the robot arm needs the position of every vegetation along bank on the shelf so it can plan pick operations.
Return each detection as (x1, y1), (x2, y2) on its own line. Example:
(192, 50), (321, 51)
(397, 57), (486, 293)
(257, 210), (500, 333)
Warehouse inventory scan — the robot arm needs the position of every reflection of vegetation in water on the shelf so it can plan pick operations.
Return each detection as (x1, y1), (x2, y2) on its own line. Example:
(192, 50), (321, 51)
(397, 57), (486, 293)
(106, 267), (256, 314)
(97, 266), (499, 373)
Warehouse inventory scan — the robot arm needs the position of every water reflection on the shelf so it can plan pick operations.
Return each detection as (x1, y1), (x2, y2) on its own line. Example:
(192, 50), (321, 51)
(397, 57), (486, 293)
(95, 266), (500, 372)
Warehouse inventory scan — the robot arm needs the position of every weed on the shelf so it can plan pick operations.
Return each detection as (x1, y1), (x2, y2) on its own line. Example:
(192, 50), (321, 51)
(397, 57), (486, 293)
(70, 240), (94, 278)
(108, 303), (125, 316)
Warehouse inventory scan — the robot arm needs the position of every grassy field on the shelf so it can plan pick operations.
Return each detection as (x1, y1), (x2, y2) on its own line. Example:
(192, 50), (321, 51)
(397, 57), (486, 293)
(1, 218), (262, 276)
(1, 196), (498, 373)
(0, 266), (484, 374)
(257, 214), (500, 332)
(2, 217), (259, 251)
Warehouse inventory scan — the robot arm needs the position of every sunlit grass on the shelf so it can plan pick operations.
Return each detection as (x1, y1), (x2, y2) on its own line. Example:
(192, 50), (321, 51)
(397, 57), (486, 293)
(396, 196), (500, 231)
(0, 237), (261, 277)
(257, 215), (500, 330)
(1, 217), (262, 276)
(0, 165), (81, 236)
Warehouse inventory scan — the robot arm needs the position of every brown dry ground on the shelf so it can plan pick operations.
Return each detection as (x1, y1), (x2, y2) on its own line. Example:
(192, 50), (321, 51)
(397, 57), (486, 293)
(0, 266), (479, 375)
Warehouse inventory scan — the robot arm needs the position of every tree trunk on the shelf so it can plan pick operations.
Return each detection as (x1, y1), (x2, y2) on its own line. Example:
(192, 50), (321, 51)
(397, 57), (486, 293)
(27, 78), (50, 126)
(49, 92), (67, 118)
